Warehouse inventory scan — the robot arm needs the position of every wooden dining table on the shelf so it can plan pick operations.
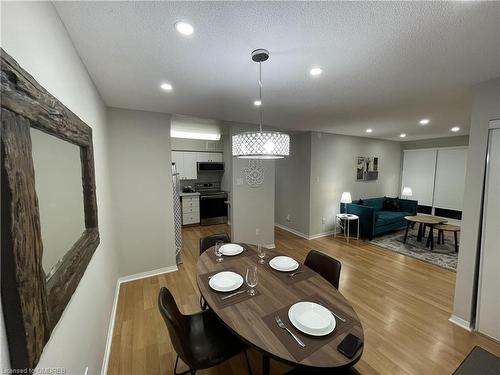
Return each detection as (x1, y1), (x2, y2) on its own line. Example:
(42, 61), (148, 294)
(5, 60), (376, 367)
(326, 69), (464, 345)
(196, 244), (364, 374)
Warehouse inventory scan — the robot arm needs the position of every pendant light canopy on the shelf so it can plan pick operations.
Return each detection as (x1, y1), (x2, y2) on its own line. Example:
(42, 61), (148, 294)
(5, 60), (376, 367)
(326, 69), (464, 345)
(232, 49), (290, 159)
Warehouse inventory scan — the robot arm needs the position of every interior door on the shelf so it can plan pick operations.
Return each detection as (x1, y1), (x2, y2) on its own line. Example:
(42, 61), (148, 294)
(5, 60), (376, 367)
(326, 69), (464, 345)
(476, 123), (500, 341)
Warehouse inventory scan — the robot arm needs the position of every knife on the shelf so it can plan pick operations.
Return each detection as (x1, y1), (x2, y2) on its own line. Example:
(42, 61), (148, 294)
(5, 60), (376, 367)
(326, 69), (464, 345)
(221, 289), (247, 300)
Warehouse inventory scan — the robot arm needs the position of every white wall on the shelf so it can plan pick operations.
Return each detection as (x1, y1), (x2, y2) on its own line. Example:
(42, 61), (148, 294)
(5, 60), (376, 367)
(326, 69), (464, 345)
(1, 2), (118, 373)
(230, 125), (275, 247)
(170, 137), (223, 152)
(453, 77), (500, 324)
(402, 135), (469, 150)
(108, 108), (177, 276)
(275, 132), (312, 236)
(309, 132), (402, 236)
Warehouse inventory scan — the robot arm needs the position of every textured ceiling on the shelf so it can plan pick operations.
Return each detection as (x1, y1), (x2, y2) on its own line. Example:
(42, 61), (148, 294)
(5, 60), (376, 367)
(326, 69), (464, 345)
(54, 1), (500, 140)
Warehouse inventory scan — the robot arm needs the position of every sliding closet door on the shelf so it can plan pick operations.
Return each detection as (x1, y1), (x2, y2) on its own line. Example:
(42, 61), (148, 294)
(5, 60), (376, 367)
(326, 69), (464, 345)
(433, 148), (468, 210)
(401, 150), (437, 206)
(477, 124), (500, 341)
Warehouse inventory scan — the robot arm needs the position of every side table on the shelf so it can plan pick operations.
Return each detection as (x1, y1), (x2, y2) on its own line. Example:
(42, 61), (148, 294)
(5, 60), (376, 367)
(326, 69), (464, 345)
(334, 214), (359, 243)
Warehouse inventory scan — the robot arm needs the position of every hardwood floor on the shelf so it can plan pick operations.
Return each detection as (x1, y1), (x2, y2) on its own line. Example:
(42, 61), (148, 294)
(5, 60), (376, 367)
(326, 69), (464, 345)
(107, 225), (500, 374)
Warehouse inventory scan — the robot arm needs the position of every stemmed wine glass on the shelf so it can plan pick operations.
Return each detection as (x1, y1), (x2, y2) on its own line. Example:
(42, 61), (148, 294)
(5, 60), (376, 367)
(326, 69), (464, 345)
(214, 240), (223, 263)
(257, 244), (266, 264)
(245, 266), (258, 296)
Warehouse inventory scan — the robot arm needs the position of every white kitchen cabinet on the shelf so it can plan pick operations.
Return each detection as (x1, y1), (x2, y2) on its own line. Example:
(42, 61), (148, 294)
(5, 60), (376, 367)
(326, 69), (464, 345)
(181, 195), (200, 225)
(183, 152), (198, 180)
(172, 151), (184, 178)
(196, 152), (223, 162)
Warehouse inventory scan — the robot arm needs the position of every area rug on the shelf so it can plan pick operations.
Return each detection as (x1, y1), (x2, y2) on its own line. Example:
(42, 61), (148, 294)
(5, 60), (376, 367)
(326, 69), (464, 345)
(368, 228), (458, 271)
(453, 346), (500, 375)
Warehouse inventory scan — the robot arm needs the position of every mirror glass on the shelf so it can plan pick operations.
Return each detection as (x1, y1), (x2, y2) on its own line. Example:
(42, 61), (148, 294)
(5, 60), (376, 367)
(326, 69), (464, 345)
(30, 128), (85, 280)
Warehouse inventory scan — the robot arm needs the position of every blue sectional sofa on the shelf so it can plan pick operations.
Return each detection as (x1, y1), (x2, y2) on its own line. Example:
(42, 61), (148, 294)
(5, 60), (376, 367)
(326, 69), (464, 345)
(340, 197), (418, 240)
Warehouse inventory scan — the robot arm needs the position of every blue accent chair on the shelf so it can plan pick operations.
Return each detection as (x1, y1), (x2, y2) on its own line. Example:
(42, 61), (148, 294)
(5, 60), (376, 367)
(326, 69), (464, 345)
(340, 197), (418, 240)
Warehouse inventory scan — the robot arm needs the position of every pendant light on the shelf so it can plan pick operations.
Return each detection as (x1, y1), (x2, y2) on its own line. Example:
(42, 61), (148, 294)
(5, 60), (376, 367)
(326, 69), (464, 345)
(232, 49), (290, 159)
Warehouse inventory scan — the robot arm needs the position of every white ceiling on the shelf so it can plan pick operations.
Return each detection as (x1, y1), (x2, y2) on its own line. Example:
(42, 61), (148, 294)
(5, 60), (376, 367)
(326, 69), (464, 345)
(54, 1), (500, 141)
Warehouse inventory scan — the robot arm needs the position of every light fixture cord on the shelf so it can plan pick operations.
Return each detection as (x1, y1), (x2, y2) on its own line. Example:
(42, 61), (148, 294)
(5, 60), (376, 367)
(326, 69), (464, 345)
(259, 62), (263, 133)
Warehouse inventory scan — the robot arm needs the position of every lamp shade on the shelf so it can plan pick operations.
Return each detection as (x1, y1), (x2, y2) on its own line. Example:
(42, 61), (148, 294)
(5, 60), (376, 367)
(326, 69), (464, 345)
(340, 192), (352, 204)
(402, 187), (413, 196)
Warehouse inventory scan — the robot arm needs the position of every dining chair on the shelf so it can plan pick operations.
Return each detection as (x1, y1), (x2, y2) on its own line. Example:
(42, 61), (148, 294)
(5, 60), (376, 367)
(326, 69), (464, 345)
(199, 233), (231, 255)
(199, 233), (231, 309)
(285, 366), (360, 374)
(304, 250), (342, 290)
(158, 287), (252, 375)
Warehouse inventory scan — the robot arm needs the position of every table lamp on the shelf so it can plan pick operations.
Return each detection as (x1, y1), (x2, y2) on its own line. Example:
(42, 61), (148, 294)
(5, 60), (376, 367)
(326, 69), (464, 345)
(341, 192), (352, 215)
(401, 187), (412, 199)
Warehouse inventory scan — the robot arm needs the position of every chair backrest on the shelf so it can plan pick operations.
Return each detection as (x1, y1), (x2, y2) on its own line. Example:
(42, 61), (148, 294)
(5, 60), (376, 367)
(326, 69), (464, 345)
(158, 287), (195, 366)
(304, 250), (342, 289)
(199, 233), (230, 255)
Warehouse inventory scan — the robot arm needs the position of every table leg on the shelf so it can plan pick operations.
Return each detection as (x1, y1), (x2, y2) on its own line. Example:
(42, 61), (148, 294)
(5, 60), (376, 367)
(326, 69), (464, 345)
(417, 223), (423, 242)
(454, 232), (459, 252)
(262, 355), (270, 375)
(427, 225), (434, 251)
(403, 221), (410, 244)
(347, 218), (350, 243)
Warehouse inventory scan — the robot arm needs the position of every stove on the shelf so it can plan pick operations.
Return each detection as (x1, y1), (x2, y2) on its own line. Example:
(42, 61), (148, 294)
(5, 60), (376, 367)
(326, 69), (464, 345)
(195, 183), (228, 225)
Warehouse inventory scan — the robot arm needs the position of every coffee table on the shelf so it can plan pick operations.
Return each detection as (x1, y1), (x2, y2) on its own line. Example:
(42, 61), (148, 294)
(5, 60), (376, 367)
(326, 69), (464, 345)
(404, 215), (447, 251)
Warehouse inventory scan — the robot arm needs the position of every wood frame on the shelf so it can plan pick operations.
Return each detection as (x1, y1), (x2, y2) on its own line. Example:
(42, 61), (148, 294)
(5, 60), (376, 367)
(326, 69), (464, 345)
(1, 49), (100, 369)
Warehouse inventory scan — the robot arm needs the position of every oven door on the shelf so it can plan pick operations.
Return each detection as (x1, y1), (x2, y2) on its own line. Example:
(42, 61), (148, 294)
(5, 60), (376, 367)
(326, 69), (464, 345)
(200, 194), (228, 225)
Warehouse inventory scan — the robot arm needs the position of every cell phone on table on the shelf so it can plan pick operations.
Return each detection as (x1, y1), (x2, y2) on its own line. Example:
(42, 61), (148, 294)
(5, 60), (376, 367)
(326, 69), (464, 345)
(337, 333), (363, 358)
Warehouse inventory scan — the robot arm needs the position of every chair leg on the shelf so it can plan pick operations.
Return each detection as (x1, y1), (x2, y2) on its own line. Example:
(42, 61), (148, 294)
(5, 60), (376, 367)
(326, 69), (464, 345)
(199, 295), (207, 310)
(244, 350), (252, 375)
(174, 355), (195, 375)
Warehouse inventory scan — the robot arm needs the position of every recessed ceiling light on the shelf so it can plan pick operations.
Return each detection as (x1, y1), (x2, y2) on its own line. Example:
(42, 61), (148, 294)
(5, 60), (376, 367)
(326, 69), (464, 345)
(419, 118), (430, 125)
(309, 67), (323, 76)
(451, 126), (460, 132)
(366, 128), (373, 133)
(400, 133), (407, 138)
(160, 83), (173, 91)
(174, 21), (194, 36)
(253, 100), (262, 106)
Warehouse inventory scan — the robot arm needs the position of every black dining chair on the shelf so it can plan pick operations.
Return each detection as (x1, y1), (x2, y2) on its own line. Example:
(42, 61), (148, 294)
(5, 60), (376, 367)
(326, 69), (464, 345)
(199, 233), (231, 255)
(199, 233), (231, 309)
(158, 287), (252, 375)
(304, 250), (342, 290)
(285, 366), (360, 374)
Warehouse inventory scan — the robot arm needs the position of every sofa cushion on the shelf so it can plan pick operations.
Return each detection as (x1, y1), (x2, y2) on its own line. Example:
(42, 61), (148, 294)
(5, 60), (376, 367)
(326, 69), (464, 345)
(362, 198), (384, 212)
(383, 196), (400, 211)
(375, 211), (408, 225)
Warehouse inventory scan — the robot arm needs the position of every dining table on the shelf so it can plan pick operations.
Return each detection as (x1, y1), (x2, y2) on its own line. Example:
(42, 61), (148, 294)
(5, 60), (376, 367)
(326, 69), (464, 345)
(196, 243), (364, 374)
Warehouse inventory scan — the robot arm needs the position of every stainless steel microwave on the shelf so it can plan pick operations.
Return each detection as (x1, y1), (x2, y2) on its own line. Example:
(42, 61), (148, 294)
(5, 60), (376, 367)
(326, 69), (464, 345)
(197, 162), (225, 172)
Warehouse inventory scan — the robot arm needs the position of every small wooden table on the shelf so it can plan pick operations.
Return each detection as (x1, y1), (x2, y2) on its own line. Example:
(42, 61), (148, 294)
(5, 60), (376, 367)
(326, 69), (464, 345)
(404, 215), (447, 251)
(197, 245), (364, 374)
(434, 224), (460, 252)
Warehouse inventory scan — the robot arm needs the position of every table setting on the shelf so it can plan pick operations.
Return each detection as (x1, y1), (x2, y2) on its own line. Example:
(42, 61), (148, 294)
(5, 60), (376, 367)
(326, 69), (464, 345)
(196, 241), (363, 373)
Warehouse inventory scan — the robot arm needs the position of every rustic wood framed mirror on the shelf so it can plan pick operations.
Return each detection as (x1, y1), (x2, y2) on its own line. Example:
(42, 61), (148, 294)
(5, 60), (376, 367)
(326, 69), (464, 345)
(1, 49), (100, 370)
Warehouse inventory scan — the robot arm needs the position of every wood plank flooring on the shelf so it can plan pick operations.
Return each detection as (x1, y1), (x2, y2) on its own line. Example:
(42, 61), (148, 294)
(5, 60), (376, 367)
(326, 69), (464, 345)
(107, 225), (500, 374)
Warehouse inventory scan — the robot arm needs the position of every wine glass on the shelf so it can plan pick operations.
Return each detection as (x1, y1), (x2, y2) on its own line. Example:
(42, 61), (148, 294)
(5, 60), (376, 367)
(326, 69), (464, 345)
(214, 240), (223, 263)
(257, 244), (266, 264)
(245, 266), (258, 296)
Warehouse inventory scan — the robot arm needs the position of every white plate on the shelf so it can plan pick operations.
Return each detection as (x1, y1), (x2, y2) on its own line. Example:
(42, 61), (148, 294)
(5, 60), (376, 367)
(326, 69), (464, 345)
(288, 302), (336, 336)
(208, 271), (243, 292)
(269, 256), (299, 272)
(219, 244), (244, 256)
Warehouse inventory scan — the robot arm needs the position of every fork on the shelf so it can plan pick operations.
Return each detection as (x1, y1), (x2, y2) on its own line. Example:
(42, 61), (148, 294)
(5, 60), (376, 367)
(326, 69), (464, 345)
(288, 270), (305, 278)
(275, 315), (306, 347)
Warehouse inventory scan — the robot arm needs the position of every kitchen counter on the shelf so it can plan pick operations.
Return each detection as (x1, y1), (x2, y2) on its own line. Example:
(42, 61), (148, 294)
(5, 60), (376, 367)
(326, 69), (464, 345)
(179, 192), (200, 197)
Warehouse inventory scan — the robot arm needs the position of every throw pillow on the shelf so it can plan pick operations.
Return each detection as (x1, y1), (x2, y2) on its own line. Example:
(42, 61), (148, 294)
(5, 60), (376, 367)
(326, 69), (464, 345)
(383, 197), (400, 211)
(358, 199), (364, 206)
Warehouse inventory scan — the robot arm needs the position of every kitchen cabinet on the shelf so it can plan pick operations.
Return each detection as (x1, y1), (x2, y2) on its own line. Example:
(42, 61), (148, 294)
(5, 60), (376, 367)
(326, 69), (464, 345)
(183, 152), (198, 180)
(181, 195), (200, 225)
(196, 152), (222, 162)
(172, 151), (224, 180)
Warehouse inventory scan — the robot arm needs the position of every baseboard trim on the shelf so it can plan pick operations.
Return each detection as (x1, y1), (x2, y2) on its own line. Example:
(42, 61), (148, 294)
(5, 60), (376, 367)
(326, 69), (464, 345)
(274, 223), (310, 240)
(274, 223), (337, 240)
(449, 315), (472, 331)
(118, 265), (178, 284)
(101, 265), (178, 375)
